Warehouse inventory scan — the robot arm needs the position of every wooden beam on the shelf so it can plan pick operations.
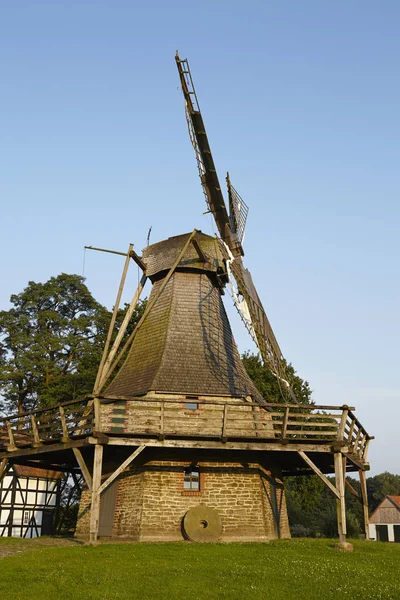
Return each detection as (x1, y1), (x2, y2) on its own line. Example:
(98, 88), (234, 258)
(93, 397), (102, 433)
(107, 437), (334, 453)
(89, 444), (103, 544)
(281, 407), (289, 441)
(84, 245), (146, 271)
(0, 458), (9, 482)
(191, 238), (207, 262)
(337, 407), (348, 441)
(99, 229), (198, 388)
(98, 273), (147, 390)
(0, 438), (86, 460)
(334, 452), (347, 540)
(59, 406), (69, 442)
(345, 478), (360, 500)
(30, 414), (41, 446)
(94, 243), (133, 394)
(297, 451), (340, 499)
(98, 445), (146, 495)
(5, 420), (16, 451)
(72, 448), (93, 491)
(359, 469), (370, 540)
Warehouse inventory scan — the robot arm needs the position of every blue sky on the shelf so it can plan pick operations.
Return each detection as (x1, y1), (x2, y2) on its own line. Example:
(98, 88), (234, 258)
(1, 1), (399, 475)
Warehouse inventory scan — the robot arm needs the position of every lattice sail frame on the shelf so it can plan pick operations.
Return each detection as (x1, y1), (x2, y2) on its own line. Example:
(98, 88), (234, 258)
(227, 175), (249, 246)
(176, 52), (294, 399)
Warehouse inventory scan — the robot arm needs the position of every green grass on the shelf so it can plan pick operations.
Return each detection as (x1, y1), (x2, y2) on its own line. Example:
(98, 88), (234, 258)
(0, 538), (399, 600)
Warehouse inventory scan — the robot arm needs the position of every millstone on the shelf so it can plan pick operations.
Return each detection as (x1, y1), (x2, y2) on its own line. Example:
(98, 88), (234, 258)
(183, 504), (222, 542)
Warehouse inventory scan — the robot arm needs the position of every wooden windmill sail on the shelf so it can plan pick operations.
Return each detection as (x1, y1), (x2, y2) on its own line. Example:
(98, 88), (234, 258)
(175, 53), (293, 398)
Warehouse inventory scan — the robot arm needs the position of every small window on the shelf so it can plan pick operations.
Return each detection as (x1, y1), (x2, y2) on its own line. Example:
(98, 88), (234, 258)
(184, 467), (200, 490)
(23, 511), (30, 525)
(185, 396), (198, 410)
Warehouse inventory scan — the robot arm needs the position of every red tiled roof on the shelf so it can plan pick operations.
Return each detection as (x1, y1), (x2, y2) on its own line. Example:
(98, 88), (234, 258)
(388, 495), (400, 509)
(13, 465), (64, 480)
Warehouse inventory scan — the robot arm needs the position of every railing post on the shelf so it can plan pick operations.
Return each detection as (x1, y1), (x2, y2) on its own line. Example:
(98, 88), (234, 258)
(281, 407), (290, 442)
(346, 418), (355, 447)
(337, 406), (348, 441)
(159, 401), (165, 440)
(93, 397), (102, 433)
(221, 404), (228, 442)
(59, 406), (69, 442)
(5, 420), (16, 451)
(352, 428), (362, 455)
(334, 452), (347, 541)
(30, 414), (41, 446)
(363, 438), (371, 462)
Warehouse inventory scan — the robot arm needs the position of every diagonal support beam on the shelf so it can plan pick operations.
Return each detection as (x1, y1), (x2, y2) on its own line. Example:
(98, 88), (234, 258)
(98, 229), (198, 390)
(0, 458), (10, 483)
(345, 478), (360, 500)
(297, 451), (340, 499)
(94, 243), (134, 394)
(97, 272), (147, 392)
(98, 445), (146, 496)
(73, 448), (92, 492)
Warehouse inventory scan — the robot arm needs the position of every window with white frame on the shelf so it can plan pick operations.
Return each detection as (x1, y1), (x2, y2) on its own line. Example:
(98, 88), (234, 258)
(184, 467), (200, 490)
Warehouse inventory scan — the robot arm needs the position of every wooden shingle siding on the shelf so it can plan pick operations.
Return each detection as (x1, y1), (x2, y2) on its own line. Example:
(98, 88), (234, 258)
(106, 263), (262, 401)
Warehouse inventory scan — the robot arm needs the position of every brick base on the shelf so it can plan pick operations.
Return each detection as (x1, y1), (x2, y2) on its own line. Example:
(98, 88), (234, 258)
(76, 458), (290, 542)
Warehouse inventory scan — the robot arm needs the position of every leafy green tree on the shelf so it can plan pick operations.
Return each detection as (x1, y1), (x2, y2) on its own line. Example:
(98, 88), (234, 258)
(367, 472), (400, 512)
(0, 273), (145, 415)
(242, 351), (313, 404)
(285, 475), (362, 538)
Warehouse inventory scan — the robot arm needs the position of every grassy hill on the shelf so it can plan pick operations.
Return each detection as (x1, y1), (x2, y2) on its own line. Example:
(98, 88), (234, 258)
(0, 538), (399, 599)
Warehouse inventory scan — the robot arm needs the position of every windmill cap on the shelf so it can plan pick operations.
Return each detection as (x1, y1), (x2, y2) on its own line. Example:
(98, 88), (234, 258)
(143, 231), (226, 280)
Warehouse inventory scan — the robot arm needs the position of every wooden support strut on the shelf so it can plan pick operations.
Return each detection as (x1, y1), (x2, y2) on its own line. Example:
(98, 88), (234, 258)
(0, 458), (9, 482)
(73, 448), (93, 492)
(334, 452), (347, 541)
(59, 406), (69, 442)
(297, 451), (340, 499)
(359, 469), (370, 540)
(98, 229), (199, 390)
(98, 272), (147, 390)
(98, 445), (146, 496)
(94, 243), (134, 394)
(89, 444), (103, 544)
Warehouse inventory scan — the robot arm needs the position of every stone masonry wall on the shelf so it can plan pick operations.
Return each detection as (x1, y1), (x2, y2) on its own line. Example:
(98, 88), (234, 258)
(76, 460), (290, 542)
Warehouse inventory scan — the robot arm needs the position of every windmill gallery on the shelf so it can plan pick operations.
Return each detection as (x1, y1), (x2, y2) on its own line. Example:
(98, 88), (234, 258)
(0, 54), (372, 544)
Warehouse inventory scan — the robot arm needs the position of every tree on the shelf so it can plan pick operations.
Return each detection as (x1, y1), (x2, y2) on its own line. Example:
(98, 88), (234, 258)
(0, 273), (145, 415)
(242, 351), (313, 404)
(367, 472), (400, 512)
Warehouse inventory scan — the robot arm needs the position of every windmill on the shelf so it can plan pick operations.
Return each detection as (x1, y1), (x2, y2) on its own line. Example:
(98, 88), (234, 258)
(0, 54), (372, 546)
(175, 52), (293, 399)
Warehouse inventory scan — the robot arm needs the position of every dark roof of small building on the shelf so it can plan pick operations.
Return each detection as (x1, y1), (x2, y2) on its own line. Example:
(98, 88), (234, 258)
(12, 465), (63, 480)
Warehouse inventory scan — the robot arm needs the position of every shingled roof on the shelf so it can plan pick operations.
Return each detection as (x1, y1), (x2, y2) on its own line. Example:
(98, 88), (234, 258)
(105, 232), (263, 402)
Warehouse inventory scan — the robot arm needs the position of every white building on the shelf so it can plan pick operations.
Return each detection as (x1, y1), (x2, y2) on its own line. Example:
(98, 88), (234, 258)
(369, 495), (400, 542)
(0, 464), (62, 538)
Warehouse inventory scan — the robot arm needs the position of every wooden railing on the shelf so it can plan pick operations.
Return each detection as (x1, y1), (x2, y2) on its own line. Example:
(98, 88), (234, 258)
(0, 398), (92, 451)
(0, 398), (372, 463)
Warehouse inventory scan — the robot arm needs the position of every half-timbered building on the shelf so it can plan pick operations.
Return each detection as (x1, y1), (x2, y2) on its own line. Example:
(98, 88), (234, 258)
(0, 464), (62, 538)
